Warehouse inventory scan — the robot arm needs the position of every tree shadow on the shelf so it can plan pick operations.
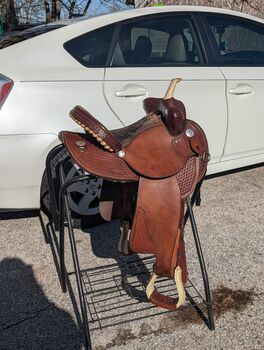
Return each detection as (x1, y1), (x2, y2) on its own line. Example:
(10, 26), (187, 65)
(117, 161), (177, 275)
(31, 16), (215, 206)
(0, 257), (83, 350)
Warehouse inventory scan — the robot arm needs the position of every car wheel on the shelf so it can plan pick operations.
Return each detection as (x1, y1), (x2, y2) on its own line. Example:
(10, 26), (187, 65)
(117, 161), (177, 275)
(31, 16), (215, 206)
(40, 146), (105, 228)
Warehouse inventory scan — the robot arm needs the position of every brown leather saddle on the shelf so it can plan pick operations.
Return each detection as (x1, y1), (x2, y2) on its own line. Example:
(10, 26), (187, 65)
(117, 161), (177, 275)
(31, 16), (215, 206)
(59, 78), (210, 311)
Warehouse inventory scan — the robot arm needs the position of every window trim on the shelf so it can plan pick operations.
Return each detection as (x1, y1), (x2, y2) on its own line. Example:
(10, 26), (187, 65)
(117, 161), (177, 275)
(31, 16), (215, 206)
(202, 13), (264, 67)
(194, 13), (219, 66)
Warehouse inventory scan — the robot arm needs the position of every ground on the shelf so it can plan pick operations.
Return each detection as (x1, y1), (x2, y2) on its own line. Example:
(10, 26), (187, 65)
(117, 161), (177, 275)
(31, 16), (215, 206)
(0, 165), (263, 350)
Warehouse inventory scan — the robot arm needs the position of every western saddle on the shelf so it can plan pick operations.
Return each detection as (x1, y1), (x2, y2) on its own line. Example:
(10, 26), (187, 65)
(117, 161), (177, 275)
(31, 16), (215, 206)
(59, 78), (209, 311)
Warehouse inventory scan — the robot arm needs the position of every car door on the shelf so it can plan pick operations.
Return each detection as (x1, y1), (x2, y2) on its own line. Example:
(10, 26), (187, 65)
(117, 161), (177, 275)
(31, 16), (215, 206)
(205, 14), (264, 162)
(104, 13), (227, 167)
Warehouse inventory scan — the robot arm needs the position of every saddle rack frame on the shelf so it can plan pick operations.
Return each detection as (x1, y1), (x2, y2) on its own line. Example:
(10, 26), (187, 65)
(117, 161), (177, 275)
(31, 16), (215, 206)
(45, 144), (215, 350)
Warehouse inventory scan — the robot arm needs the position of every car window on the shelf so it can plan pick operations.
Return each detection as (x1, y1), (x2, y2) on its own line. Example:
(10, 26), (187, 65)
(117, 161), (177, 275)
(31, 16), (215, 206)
(207, 15), (264, 65)
(64, 24), (114, 67)
(0, 24), (65, 49)
(111, 15), (204, 66)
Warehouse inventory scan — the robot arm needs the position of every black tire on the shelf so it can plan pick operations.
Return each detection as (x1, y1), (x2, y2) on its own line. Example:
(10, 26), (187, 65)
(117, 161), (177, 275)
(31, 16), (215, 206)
(40, 146), (105, 229)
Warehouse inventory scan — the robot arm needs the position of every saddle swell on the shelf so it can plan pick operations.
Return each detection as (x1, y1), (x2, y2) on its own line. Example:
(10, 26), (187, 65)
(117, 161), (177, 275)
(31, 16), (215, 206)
(60, 78), (210, 311)
(67, 106), (208, 180)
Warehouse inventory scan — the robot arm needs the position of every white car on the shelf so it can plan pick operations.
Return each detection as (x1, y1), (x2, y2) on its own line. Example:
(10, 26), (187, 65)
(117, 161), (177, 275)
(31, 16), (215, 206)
(0, 5), (264, 217)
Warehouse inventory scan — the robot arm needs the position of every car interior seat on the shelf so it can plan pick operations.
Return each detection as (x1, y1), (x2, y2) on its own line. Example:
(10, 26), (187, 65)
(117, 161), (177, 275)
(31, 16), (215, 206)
(164, 34), (187, 63)
(131, 35), (152, 64)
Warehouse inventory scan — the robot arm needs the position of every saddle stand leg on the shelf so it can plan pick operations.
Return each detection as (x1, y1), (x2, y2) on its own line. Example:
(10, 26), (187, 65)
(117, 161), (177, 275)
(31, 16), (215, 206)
(59, 185), (67, 294)
(58, 165), (92, 350)
(186, 196), (215, 331)
(58, 163), (92, 293)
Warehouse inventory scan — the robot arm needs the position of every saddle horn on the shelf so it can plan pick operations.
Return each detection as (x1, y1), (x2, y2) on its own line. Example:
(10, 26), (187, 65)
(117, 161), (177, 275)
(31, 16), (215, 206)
(143, 78), (187, 137)
(163, 78), (182, 99)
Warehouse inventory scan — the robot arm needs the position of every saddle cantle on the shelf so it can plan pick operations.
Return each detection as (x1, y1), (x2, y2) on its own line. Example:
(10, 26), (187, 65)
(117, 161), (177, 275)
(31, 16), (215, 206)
(59, 78), (210, 311)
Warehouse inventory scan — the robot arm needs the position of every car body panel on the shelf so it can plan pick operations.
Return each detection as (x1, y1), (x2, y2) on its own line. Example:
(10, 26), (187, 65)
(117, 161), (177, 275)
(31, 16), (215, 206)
(221, 68), (264, 159)
(0, 81), (123, 208)
(0, 80), (123, 135)
(0, 134), (58, 208)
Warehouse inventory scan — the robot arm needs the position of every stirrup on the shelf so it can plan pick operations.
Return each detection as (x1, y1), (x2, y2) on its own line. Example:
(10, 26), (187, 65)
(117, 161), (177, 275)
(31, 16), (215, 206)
(146, 266), (186, 310)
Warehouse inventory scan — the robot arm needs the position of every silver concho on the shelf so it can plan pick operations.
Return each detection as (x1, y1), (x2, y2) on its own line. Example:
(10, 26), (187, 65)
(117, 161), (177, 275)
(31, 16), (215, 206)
(185, 128), (194, 138)
(117, 150), (126, 158)
(75, 140), (86, 150)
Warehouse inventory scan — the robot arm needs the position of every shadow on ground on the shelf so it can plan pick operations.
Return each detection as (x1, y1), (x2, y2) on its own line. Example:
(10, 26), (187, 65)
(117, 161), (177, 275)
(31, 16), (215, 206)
(88, 220), (150, 300)
(0, 258), (83, 350)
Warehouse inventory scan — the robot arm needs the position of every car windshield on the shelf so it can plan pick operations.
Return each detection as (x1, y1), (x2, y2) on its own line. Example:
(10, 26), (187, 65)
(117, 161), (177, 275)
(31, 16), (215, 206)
(0, 24), (66, 49)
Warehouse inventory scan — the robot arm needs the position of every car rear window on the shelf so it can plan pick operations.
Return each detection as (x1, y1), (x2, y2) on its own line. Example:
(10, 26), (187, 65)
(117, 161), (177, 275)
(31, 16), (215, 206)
(64, 24), (114, 67)
(0, 24), (65, 49)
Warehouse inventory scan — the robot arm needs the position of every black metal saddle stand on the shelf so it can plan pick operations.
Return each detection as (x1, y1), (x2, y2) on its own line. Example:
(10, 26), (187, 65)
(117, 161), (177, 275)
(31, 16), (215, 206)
(46, 144), (215, 350)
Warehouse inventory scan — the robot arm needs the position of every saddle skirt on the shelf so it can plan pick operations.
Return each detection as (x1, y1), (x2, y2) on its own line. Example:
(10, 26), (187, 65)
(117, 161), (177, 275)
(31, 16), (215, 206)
(59, 79), (210, 311)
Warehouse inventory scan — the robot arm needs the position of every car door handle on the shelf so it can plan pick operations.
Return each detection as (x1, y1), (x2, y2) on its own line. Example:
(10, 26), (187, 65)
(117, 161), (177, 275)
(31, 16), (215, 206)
(229, 84), (253, 95)
(115, 84), (147, 97)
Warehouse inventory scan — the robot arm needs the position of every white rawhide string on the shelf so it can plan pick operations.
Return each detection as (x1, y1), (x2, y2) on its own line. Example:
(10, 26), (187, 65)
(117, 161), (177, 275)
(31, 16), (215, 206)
(146, 266), (186, 309)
